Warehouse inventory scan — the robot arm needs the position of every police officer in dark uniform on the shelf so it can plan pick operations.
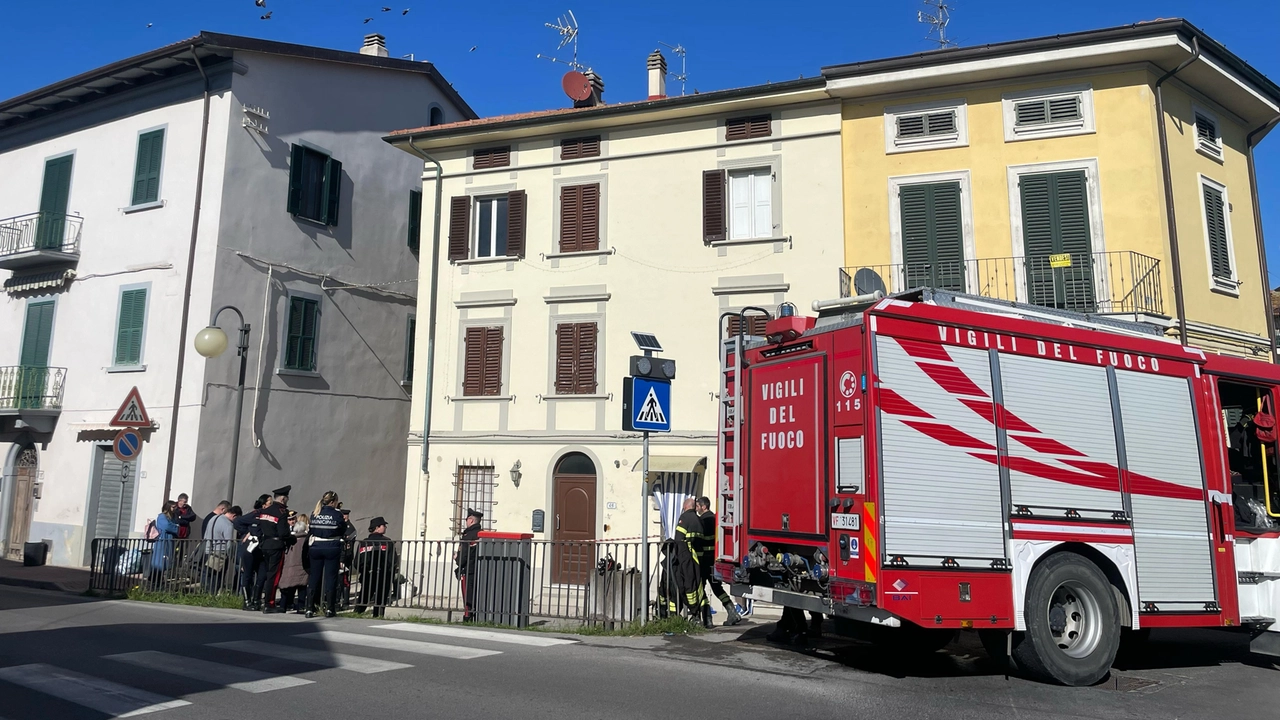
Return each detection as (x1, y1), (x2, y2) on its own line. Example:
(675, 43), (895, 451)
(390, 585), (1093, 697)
(307, 491), (344, 618)
(354, 517), (400, 618)
(233, 494), (270, 610)
(253, 486), (294, 613)
(454, 508), (482, 622)
(339, 507), (357, 611)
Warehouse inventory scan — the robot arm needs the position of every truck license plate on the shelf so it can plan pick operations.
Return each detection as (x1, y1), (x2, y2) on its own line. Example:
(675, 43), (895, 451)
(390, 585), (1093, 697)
(831, 513), (860, 531)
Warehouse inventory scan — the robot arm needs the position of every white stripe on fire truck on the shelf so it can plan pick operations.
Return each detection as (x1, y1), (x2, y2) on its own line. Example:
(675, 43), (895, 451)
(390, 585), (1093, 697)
(1010, 521), (1132, 537)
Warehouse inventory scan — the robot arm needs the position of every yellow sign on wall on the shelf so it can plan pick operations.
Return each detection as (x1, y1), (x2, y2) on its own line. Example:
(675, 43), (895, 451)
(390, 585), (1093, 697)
(1049, 253), (1073, 268)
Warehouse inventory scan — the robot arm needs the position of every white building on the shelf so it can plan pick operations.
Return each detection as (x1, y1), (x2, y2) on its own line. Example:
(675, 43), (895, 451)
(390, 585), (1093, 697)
(0, 32), (474, 566)
(385, 54), (844, 569)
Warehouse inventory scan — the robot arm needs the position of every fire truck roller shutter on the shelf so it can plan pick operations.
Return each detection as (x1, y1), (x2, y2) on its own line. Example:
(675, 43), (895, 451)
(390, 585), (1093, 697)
(998, 354), (1124, 516)
(1114, 371), (1217, 610)
(875, 336), (1007, 564)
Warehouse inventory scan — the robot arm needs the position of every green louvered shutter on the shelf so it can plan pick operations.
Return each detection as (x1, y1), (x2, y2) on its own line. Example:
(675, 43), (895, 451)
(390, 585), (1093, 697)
(37, 156), (73, 249)
(19, 301), (54, 408)
(287, 144), (306, 216)
(285, 297), (319, 371)
(132, 130), (164, 206)
(1203, 184), (1232, 279)
(1020, 171), (1095, 312)
(323, 157), (342, 226)
(408, 189), (422, 252)
(899, 182), (965, 292)
(115, 289), (147, 366)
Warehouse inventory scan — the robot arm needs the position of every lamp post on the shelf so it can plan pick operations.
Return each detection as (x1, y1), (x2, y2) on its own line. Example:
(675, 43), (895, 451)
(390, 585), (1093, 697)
(193, 306), (250, 505)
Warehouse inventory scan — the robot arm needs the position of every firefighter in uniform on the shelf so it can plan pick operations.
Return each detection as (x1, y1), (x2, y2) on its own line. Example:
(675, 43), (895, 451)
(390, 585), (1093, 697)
(233, 494), (270, 610)
(307, 491), (345, 618)
(695, 496), (742, 626)
(253, 485), (295, 613)
(675, 498), (710, 625)
(454, 508), (482, 622)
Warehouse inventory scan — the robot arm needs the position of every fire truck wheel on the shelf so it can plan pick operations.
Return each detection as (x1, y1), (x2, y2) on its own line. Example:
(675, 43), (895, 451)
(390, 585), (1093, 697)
(1014, 552), (1120, 686)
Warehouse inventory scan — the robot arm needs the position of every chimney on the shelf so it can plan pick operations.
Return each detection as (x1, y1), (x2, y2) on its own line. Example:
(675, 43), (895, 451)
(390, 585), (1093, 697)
(576, 69), (605, 108)
(647, 49), (667, 100)
(360, 33), (388, 58)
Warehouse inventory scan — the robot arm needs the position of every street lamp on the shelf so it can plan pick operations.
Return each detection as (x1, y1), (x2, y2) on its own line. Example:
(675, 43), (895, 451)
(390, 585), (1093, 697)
(194, 306), (250, 505)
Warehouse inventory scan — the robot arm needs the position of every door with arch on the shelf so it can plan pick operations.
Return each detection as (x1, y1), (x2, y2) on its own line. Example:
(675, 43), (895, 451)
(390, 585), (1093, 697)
(552, 452), (597, 585)
(5, 447), (37, 562)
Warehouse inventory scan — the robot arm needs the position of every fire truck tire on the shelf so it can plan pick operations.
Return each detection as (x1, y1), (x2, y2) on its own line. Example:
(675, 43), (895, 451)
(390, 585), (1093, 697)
(1014, 552), (1120, 686)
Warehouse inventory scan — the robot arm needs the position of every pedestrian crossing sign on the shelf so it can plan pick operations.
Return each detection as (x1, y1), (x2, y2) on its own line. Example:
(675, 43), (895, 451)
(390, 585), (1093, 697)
(110, 387), (151, 428)
(623, 376), (671, 433)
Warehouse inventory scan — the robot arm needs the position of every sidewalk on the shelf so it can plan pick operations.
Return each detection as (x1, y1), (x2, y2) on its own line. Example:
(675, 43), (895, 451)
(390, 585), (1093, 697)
(0, 558), (91, 593)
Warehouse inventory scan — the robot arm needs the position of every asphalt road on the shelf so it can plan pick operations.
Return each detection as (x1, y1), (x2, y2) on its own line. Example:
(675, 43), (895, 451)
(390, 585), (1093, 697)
(0, 585), (1275, 719)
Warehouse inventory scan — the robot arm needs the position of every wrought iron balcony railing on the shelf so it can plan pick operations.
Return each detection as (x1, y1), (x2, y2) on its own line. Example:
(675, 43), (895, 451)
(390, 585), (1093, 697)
(0, 366), (67, 411)
(839, 250), (1163, 316)
(0, 211), (83, 268)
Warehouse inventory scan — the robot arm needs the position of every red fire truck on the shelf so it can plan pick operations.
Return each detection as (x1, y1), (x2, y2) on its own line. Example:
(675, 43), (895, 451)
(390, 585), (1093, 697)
(715, 288), (1280, 686)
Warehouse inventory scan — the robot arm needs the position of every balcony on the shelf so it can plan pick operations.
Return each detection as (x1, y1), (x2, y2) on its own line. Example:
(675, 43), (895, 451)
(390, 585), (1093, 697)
(0, 366), (66, 412)
(839, 251), (1164, 317)
(0, 211), (83, 270)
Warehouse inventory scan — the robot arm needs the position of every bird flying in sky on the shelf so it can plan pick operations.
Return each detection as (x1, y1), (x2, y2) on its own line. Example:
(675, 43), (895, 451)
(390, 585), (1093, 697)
(260, 11), (272, 19)
(363, 17), (373, 23)
(255, 0), (266, 7)
(402, 8), (410, 15)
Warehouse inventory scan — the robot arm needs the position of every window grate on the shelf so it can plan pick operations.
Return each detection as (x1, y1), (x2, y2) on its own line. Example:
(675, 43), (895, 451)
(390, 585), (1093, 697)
(452, 464), (497, 535)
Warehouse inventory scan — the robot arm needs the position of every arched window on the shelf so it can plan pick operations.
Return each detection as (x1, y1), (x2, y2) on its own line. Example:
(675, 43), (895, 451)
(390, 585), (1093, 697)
(554, 452), (595, 476)
(429, 106), (444, 126)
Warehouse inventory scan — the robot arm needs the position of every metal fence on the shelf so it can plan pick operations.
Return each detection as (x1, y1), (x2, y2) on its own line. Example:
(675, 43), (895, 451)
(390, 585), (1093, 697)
(90, 536), (682, 627)
(0, 366), (67, 411)
(838, 250), (1163, 316)
(0, 211), (83, 257)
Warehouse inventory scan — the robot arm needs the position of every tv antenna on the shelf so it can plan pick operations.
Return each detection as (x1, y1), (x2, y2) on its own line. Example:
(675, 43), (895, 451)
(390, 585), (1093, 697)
(536, 10), (587, 72)
(917, 0), (958, 49)
(658, 41), (687, 96)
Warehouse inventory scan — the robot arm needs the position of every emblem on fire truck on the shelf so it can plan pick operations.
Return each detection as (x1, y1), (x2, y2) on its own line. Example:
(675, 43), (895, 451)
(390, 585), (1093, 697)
(839, 370), (857, 398)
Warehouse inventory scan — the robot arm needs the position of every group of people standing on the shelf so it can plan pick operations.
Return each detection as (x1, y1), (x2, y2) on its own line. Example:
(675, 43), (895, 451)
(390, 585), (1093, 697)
(670, 496), (744, 628)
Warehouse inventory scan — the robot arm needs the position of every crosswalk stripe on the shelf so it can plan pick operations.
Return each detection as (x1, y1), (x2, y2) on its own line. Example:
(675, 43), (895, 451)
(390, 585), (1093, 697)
(104, 651), (313, 693)
(0, 663), (191, 717)
(208, 641), (412, 674)
(295, 630), (501, 660)
(371, 622), (578, 647)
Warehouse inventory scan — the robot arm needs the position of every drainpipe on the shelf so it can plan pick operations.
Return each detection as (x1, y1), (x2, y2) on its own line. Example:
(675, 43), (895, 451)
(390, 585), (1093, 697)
(1247, 114), (1280, 361)
(162, 47), (213, 502)
(403, 137), (445, 534)
(1154, 36), (1200, 346)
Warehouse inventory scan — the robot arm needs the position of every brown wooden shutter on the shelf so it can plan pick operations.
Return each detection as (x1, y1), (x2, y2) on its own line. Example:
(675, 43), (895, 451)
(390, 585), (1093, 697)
(725, 114), (771, 141)
(560, 136), (600, 160)
(482, 326), (504, 396)
(506, 189), (527, 258)
(462, 326), (485, 395)
(580, 184), (600, 251)
(703, 170), (727, 243)
(473, 146), (510, 169)
(576, 322), (597, 394)
(554, 324), (577, 394)
(559, 185), (581, 253)
(448, 196), (471, 262)
(726, 315), (769, 337)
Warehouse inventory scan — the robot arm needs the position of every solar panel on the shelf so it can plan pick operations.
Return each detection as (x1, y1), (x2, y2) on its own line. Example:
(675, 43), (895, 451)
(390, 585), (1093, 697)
(631, 332), (663, 352)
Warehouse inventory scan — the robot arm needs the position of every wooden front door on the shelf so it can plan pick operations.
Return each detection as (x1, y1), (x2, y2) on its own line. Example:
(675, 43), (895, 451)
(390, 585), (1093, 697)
(5, 448), (37, 561)
(552, 454), (597, 585)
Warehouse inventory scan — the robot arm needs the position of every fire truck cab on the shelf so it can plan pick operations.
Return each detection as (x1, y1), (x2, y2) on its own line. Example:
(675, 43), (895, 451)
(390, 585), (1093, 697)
(715, 289), (1280, 686)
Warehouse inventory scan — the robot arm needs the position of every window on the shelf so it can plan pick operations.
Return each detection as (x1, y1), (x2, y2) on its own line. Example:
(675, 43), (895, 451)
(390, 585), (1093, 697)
(1194, 108), (1224, 160)
(558, 183), (600, 253)
(462, 326), (503, 396)
(407, 189), (422, 252)
(113, 287), (148, 366)
(554, 322), (598, 395)
(1002, 85), (1094, 141)
(560, 136), (600, 160)
(452, 465), (496, 535)
(283, 296), (320, 372)
(447, 191), (526, 261)
(472, 146), (510, 169)
(725, 115), (771, 142)
(1200, 177), (1237, 293)
(726, 314), (769, 337)
(884, 99), (967, 152)
(1018, 170), (1096, 312)
(429, 106), (444, 126)
(728, 168), (773, 240)
(404, 316), (416, 384)
(899, 181), (966, 292)
(287, 144), (341, 225)
(131, 130), (164, 206)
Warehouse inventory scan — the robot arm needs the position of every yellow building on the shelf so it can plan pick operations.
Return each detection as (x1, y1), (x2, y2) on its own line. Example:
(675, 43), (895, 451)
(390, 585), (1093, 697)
(824, 19), (1280, 358)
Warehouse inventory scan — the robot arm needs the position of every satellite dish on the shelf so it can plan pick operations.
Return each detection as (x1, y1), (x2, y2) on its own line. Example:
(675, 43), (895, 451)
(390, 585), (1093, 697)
(853, 268), (887, 296)
(562, 70), (592, 102)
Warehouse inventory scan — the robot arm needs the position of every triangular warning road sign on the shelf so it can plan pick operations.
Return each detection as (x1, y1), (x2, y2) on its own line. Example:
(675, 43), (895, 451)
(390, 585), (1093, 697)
(636, 386), (667, 425)
(111, 386), (151, 427)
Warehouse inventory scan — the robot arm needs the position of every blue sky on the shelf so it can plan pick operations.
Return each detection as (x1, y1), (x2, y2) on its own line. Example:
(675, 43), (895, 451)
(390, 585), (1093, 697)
(3, 0), (1279, 281)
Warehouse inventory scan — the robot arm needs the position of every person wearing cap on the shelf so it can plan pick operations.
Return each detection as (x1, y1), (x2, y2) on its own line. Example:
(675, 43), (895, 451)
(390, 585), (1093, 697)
(306, 491), (345, 618)
(253, 485), (295, 613)
(454, 508), (483, 622)
(233, 494), (270, 610)
(353, 517), (400, 618)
